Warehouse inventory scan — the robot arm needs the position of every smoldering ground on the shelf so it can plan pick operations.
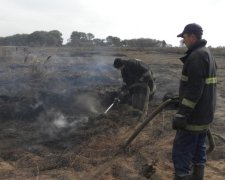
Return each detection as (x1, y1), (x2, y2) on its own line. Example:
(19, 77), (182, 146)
(37, 93), (104, 140)
(0, 47), (225, 180)
(0, 47), (121, 143)
(1, 47), (180, 143)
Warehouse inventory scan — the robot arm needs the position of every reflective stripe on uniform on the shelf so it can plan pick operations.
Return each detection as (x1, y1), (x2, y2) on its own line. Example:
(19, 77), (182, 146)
(181, 75), (188, 81)
(205, 77), (217, 84)
(185, 124), (209, 131)
(181, 75), (217, 84)
(182, 98), (196, 109)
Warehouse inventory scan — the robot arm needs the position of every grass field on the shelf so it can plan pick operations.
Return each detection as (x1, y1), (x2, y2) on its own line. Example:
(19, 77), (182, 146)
(0, 46), (224, 179)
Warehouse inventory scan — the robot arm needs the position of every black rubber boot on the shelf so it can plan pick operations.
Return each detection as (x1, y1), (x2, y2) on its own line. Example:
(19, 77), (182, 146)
(192, 165), (204, 180)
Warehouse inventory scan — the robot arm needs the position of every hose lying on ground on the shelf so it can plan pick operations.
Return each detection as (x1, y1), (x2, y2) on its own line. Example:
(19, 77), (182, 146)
(206, 128), (216, 154)
(85, 98), (172, 180)
(84, 88), (216, 179)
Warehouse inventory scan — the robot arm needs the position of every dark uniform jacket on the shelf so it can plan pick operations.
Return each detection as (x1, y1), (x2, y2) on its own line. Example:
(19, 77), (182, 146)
(178, 39), (217, 126)
(121, 59), (155, 90)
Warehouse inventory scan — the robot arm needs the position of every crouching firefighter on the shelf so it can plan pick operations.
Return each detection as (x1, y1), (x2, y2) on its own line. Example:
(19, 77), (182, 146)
(113, 58), (156, 111)
(172, 23), (217, 180)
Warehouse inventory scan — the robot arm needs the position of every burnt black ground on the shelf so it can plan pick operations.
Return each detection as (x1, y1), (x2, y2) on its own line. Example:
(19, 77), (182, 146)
(0, 47), (224, 180)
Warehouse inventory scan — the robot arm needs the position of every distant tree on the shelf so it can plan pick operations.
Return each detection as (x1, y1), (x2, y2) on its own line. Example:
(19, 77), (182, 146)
(28, 31), (48, 46)
(121, 39), (135, 47)
(121, 38), (164, 48)
(27, 30), (63, 46)
(67, 31), (96, 46)
(0, 34), (28, 46)
(48, 30), (63, 46)
(0, 37), (3, 45)
(208, 45), (212, 48)
(0, 30), (169, 48)
(161, 40), (167, 47)
(71, 31), (87, 41)
(69, 31), (88, 46)
(106, 36), (121, 46)
(93, 38), (105, 46)
(86, 33), (95, 41)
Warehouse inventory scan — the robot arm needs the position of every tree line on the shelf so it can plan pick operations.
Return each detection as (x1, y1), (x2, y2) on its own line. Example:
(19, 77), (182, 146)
(0, 30), (168, 48)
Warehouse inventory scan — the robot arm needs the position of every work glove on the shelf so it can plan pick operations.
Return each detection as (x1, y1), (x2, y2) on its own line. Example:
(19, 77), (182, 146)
(172, 113), (187, 130)
(121, 84), (128, 92)
(118, 90), (126, 100)
(118, 84), (129, 100)
(162, 92), (180, 109)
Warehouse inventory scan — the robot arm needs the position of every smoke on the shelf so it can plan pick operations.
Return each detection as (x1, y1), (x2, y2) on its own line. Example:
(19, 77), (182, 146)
(0, 48), (120, 97)
(74, 93), (101, 114)
(0, 47), (121, 139)
(53, 113), (68, 128)
(37, 108), (90, 139)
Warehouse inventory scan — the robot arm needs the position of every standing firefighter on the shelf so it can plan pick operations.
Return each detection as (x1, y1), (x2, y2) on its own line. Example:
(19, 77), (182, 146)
(113, 58), (156, 111)
(172, 23), (217, 180)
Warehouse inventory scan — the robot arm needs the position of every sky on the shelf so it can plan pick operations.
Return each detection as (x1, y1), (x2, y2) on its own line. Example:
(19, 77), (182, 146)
(0, 0), (225, 47)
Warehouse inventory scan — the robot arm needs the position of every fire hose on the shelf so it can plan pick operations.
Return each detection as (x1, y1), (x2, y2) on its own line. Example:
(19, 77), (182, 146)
(89, 84), (215, 179)
(113, 85), (215, 153)
(104, 84), (215, 154)
(122, 98), (215, 154)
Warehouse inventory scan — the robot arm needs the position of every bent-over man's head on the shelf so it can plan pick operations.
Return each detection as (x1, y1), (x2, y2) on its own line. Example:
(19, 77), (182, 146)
(113, 58), (125, 70)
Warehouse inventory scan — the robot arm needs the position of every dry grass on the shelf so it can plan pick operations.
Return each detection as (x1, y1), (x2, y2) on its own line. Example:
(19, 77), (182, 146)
(0, 46), (224, 180)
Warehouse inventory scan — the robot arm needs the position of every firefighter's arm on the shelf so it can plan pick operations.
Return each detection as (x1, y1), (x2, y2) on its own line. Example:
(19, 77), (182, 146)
(173, 56), (205, 129)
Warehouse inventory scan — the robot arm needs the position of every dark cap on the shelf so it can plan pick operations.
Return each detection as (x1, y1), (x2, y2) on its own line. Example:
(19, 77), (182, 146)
(177, 23), (203, 38)
(113, 58), (124, 68)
